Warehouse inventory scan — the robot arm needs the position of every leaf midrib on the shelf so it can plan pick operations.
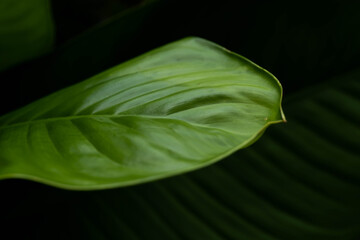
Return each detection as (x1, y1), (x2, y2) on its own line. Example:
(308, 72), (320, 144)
(0, 114), (241, 135)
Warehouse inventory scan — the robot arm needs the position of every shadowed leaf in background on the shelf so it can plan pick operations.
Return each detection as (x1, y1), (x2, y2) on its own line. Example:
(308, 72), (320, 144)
(0, 0), (163, 115)
(0, 0), (54, 71)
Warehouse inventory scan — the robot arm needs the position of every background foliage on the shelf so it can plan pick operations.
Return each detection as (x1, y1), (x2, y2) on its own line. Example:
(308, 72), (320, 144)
(1, 0), (359, 239)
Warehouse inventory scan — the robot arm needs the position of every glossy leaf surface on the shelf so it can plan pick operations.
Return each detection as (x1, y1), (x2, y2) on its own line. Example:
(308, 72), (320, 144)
(0, 0), (54, 71)
(0, 37), (285, 190)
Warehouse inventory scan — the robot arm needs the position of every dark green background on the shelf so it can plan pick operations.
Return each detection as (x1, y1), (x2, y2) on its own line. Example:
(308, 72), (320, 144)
(1, 0), (360, 239)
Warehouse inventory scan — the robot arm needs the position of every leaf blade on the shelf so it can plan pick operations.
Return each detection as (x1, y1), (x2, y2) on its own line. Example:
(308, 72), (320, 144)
(0, 37), (285, 189)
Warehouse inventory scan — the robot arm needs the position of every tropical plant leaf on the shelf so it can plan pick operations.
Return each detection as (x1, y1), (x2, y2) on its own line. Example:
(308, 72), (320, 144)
(0, 0), (54, 71)
(0, 37), (285, 190)
(3, 67), (359, 240)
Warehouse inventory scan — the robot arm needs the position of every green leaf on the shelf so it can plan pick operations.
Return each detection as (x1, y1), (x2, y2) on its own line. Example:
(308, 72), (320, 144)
(0, 0), (54, 72)
(0, 37), (285, 190)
